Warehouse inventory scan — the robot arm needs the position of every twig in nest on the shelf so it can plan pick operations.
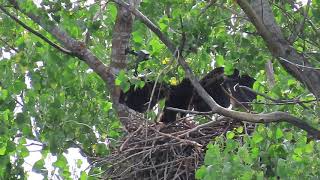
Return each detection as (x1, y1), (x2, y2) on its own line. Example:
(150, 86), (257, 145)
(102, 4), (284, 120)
(178, 117), (227, 137)
(150, 127), (202, 147)
(120, 125), (143, 151)
(166, 107), (213, 115)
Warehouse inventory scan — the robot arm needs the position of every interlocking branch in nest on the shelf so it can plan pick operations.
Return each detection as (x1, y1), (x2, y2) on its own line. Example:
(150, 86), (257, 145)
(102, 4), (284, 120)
(92, 117), (242, 180)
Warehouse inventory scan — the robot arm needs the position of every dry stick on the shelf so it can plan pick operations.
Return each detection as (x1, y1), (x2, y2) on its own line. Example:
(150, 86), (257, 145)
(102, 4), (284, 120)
(173, 161), (183, 180)
(177, 117), (227, 138)
(147, 61), (173, 114)
(120, 125), (143, 151)
(220, 85), (250, 112)
(97, 148), (153, 176)
(239, 85), (318, 104)
(279, 57), (320, 70)
(135, 158), (192, 172)
(114, 0), (320, 138)
(166, 107), (213, 115)
(149, 127), (202, 147)
(242, 101), (317, 106)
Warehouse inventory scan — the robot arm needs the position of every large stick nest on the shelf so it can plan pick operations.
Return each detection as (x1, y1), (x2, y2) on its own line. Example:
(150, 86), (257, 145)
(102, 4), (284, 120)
(96, 117), (244, 180)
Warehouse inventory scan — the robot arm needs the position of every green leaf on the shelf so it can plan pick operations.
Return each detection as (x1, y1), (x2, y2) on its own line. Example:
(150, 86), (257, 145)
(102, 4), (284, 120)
(54, 155), (68, 169)
(107, 3), (117, 21)
(251, 147), (260, 159)
(0, 89), (8, 100)
(115, 70), (130, 92)
(80, 171), (88, 180)
(226, 131), (235, 139)
(204, 143), (221, 165)
(32, 159), (45, 174)
(77, 159), (83, 168)
(132, 31), (144, 44)
(19, 145), (30, 158)
(195, 165), (206, 179)
(294, 147), (303, 156)
(276, 128), (284, 139)
(238, 147), (252, 164)
(215, 54), (224, 67)
(0, 141), (7, 155)
(305, 142), (314, 154)
(236, 126), (243, 134)
(252, 133), (264, 144)
(285, 131), (293, 141)
(102, 101), (112, 112)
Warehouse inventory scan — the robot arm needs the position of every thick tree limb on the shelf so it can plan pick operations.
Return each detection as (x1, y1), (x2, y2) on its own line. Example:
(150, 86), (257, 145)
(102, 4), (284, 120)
(109, 0), (141, 132)
(115, 0), (320, 138)
(237, 0), (320, 99)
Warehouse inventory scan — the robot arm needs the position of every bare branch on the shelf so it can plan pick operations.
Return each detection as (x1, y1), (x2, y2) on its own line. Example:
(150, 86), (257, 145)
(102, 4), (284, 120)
(166, 107), (213, 115)
(239, 85), (317, 105)
(150, 127), (202, 147)
(0, 38), (18, 53)
(279, 57), (320, 70)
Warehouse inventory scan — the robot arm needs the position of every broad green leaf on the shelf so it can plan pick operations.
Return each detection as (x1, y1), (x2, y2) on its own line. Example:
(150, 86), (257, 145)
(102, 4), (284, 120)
(252, 133), (264, 144)
(226, 131), (235, 139)
(276, 128), (284, 139)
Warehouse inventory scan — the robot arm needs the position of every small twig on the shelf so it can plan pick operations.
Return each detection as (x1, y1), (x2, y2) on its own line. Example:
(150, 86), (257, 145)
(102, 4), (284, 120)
(238, 85), (277, 102)
(178, 117), (227, 137)
(178, 15), (186, 54)
(166, 107), (213, 115)
(239, 85), (317, 104)
(241, 100), (317, 105)
(0, 38), (19, 53)
(173, 161), (183, 180)
(279, 57), (320, 70)
(136, 158), (192, 171)
(150, 127), (202, 147)
(63, 120), (95, 132)
(120, 125), (143, 151)
(221, 84), (250, 112)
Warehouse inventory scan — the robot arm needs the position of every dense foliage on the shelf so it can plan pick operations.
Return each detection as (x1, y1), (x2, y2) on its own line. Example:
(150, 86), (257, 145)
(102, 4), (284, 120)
(0, 0), (319, 179)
